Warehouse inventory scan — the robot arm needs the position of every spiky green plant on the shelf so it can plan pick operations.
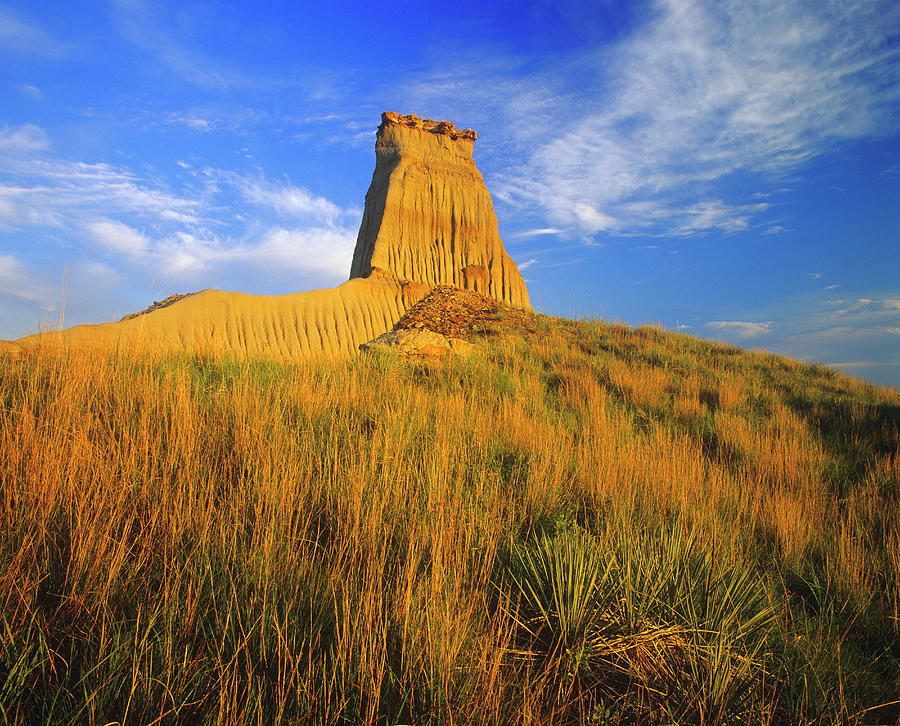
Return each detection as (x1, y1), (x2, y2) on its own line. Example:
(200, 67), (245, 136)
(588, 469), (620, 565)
(506, 521), (780, 723)
(509, 529), (615, 664)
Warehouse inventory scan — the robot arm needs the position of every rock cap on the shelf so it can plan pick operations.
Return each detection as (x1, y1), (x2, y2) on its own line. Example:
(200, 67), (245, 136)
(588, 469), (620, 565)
(379, 111), (477, 141)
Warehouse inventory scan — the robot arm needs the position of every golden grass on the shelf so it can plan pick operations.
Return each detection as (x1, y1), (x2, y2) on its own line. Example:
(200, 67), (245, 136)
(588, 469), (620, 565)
(1, 318), (898, 724)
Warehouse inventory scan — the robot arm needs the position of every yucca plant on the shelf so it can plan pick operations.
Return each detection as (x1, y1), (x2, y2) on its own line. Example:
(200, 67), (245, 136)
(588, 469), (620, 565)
(505, 528), (684, 721)
(508, 529), (616, 665)
(663, 559), (778, 724)
(506, 519), (780, 723)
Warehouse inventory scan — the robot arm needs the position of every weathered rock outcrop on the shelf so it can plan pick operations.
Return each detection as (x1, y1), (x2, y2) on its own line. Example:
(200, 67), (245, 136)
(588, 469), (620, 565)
(360, 328), (474, 359)
(119, 293), (196, 321)
(16, 272), (427, 360)
(350, 112), (531, 310)
(5, 112), (531, 360)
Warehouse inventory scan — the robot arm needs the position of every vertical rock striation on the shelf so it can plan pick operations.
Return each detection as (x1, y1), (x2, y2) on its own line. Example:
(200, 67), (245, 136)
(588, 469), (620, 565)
(350, 112), (531, 310)
(6, 112), (532, 360)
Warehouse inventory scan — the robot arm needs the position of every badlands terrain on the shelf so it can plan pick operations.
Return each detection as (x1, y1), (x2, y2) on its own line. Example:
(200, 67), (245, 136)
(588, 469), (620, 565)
(2, 112), (530, 361)
(1, 114), (899, 724)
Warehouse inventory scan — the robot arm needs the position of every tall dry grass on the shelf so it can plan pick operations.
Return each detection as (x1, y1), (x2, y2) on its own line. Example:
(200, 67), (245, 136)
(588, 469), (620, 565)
(1, 317), (898, 724)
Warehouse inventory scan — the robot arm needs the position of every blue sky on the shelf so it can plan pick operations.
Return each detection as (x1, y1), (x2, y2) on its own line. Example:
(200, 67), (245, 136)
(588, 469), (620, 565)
(1, 0), (899, 386)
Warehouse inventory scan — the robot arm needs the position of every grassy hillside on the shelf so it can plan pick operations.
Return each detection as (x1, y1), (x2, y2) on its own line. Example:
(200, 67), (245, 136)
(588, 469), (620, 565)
(1, 312), (898, 724)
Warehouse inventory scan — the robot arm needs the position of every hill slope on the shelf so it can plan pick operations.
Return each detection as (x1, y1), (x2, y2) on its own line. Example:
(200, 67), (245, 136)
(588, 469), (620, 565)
(1, 310), (898, 724)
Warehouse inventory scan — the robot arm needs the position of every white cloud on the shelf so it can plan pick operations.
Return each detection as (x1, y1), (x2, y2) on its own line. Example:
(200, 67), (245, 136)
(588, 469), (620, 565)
(160, 208), (198, 223)
(0, 130), (360, 289)
(509, 228), (563, 238)
(694, 290), (900, 386)
(17, 83), (43, 100)
(572, 202), (618, 233)
(827, 361), (900, 381)
(831, 296), (900, 317)
(169, 114), (213, 132)
(674, 200), (770, 236)
(425, 0), (900, 239)
(87, 219), (149, 257)
(0, 196), (15, 221)
(0, 125), (49, 153)
(518, 258), (538, 271)
(249, 227), (355, 280)
(0, 254), (55, 309)
(764, 225), (787, 235)
(143, 226), (355, 282)
(0, 156), (202, 228)
(155, 232), (222, 275)
(0, 6), (69, 56)
(707, 320), (774, 337)
(236, 175), (352, 227)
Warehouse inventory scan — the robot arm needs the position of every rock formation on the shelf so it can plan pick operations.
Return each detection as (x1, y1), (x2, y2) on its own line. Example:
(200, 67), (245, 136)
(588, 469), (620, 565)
(5, 112), (530, 361)
(14, 272), (427, 360)
(119, 292), (196, 321)
(360, 328), (474, 359)
(351, 112), (531, 310)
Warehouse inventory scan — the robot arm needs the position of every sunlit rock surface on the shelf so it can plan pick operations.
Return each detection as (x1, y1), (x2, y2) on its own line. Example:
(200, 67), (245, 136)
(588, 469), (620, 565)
(351, 112), (531, 310)
(8, 112), (530, 360)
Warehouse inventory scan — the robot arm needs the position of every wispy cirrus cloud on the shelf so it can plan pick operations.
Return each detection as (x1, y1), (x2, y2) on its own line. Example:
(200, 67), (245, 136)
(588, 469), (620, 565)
(108, 0), (237, 89)
(698, 288), (900, 385)
(522, 0), (899, 237)
(0, 4), (72, 56)
(168, 114), (214, 132)
(672, 200), (771, 236)
(509, 228), (563, 239)
(707, 320), (774, 337)
(16, 83), (43, 100)
(0, 125), (50, 154)
(404, 0), (900, 240)
(0, 159), (202, 228)
(0, 254), (55, 309)
(827, 296), (900, 318)
(0, 126), (358, 292)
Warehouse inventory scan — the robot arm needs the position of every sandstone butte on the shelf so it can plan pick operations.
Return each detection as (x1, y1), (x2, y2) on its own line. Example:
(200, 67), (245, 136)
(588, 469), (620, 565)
(3, 112), (531, 361)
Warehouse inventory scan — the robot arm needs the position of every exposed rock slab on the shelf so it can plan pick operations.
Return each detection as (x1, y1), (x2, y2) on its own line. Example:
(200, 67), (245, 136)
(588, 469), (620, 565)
(350, 112), (531, 310)
(360, 328), (474, 359)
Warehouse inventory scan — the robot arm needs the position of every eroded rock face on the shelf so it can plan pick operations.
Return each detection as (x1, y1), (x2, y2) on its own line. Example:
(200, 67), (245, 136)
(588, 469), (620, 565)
(350, 112), (531, 310)
(4, 112), (531, 361)
(15, 272), (428, 360)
